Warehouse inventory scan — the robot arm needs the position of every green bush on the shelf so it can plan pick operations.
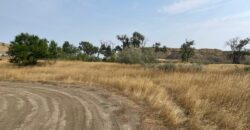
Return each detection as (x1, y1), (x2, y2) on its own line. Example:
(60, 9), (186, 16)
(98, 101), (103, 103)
(244, 66), (250, 72)
(117, 48), (157, 64)
(8, 33), (48, 66)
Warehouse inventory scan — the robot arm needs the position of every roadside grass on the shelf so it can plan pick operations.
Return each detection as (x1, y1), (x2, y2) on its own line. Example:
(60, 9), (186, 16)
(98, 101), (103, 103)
(0, 60), (249, 129)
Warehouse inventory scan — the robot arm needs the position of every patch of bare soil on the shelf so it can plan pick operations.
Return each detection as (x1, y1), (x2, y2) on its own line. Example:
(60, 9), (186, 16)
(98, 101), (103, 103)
(0, 81), (167, 130)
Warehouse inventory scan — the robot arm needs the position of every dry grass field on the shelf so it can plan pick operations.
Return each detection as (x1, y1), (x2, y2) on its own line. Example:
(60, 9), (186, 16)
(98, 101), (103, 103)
(0, 60), (249, 129)
(0, 43), (8, 52)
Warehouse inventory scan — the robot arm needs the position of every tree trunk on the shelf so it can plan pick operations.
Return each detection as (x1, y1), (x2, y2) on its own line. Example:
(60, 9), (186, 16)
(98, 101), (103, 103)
(233, 55), (240, 64)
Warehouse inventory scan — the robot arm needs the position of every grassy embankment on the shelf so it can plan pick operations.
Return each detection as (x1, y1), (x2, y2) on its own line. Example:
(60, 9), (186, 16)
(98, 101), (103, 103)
(0, 60), (249, 129)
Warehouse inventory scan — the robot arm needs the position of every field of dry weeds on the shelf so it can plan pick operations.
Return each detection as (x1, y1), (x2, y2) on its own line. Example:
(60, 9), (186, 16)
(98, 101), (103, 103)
(0, 60), (249, 129)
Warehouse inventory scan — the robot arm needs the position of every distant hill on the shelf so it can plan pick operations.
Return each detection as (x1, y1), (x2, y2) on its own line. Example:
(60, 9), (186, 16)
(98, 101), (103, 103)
(0, 42), (9, 56)
(156, 47), (250, 64)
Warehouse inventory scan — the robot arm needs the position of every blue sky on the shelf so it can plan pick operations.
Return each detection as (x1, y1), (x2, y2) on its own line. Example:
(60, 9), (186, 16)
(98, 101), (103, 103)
(1, 0), (250, 50)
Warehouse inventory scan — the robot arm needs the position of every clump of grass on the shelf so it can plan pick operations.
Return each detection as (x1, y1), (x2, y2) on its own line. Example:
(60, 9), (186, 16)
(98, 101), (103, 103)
(177, 63), (202, 72)
(158, 63), (176, 72)
(243, 61), (250, 65)
(158, 63), (202, 72)
(244, 66), (250, 72)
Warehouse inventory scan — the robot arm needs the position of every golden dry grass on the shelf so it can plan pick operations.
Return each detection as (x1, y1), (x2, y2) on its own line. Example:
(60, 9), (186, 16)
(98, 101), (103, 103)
(0, 44), (8, 52)
(0, 60), (249, 129)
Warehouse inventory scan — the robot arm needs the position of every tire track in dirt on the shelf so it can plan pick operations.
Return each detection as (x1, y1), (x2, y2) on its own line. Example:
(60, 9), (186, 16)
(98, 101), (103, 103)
(0, 81), (167, 130)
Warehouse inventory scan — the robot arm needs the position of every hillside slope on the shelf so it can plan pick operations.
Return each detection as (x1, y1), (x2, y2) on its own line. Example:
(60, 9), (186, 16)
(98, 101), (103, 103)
(0, 42), (8, 54)
(157, 48), (250, 64)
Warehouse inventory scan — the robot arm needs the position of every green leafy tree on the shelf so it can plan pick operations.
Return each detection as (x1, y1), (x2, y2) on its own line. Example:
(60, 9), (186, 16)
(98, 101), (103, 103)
(153, 42), (161, 52)
(180, 40), (195, 62)
(226, 37), (250, 64)
(153, 43), (167, 53)
(114, 45), (122, 52)
(79, 41), (98, 55)
(62, 41), (78, 56)
(48, 40), (58, 60)
(62, 41), (70, 53)
(131, 32), (145, 47)
(8, 33), (48, 65)
(117, 35), (130, 48)
(99, 42), (113, 58)
(162, 46), (167, 53)
(117, 32), (145, 49)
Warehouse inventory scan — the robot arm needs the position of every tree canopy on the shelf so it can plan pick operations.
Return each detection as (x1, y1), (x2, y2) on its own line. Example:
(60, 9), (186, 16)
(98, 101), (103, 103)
(226, 37), (250, 64)
(8, 33), (49, 65)
(180, 40), (195, 62)
(117, 32), (145, 49)
(79, 41), (98, 56)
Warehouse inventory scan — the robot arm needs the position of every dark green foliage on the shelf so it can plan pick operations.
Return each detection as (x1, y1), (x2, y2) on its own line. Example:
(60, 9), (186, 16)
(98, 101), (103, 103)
(131, 32), (145, 48)
(153, 42), (161, 52)
(180, 40), (195, 62)
(114, 45), (122, 52)
(62, 41), (71, 54)
(162, 46), (167, 53)
(226, 38), (250, 64)
(79, 41), (98, 56)
(244, 66), (250, 72)
(8, 33), (48, 65)
(153, 43), (167, 53)
(117, 32), (145, 49)
(48, 40), (58, 60)
(62, 41), (78, 55)
(99, 43), (112, 58)
(117, 35), (130, 48)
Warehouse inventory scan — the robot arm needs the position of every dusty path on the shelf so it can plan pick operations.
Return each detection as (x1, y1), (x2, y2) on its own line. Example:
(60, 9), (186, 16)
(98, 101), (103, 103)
(0, 81), (166, 130)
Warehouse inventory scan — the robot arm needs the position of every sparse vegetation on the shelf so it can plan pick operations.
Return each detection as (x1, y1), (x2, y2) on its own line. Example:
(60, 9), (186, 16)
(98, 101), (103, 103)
(244, 66), (250, 72)
(117, 47), (156, 64)
(226, 37), (250, 64)
(157, 63), (202, 72)
(180, 40), (195, 62)
(0, 60), (249, 129)
(2, 32), (250, 130)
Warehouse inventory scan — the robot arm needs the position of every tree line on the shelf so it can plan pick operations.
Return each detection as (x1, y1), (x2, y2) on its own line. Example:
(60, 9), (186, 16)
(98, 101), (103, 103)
(7, 32), (250, 65)
(7, 32), (148, 65)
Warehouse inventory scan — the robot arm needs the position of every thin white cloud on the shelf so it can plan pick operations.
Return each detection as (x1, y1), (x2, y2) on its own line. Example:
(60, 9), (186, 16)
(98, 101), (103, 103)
(209, 11), (250, 23)
(160, 0), (226, 14)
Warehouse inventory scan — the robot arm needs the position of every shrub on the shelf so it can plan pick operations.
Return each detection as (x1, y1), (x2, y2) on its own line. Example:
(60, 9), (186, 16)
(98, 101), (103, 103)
(206, 56), (223, 63)
(76, 54), (100, 62)
(177, 63), (202, 72)
(243, 61), (250, 65)
(158, 63), (176, 72)
(117, 48), (156, 64)
(244, 66), (250, 72)
(8, 33), (48, 66)
(158, 63), (202, 72)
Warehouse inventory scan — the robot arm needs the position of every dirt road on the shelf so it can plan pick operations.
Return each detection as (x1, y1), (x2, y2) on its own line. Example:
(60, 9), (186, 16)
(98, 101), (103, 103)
(0, 81), (166, 130)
